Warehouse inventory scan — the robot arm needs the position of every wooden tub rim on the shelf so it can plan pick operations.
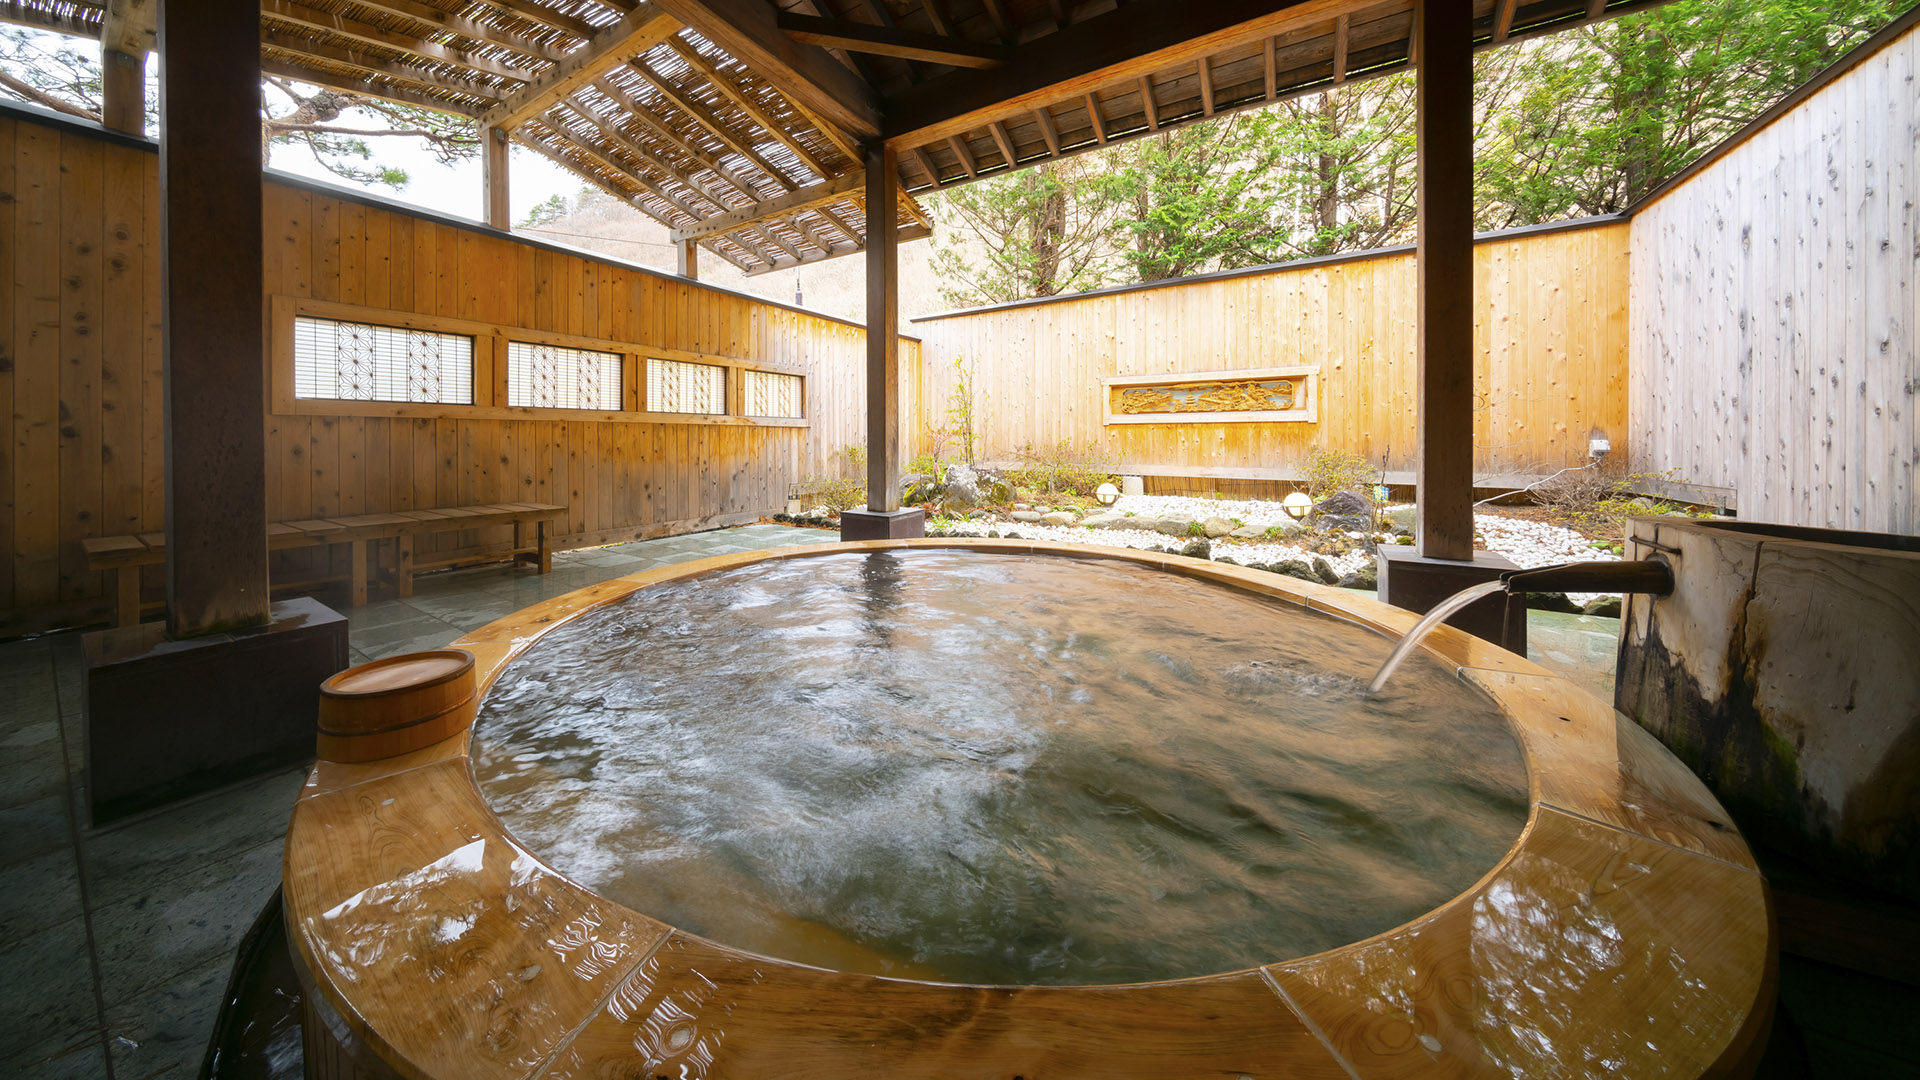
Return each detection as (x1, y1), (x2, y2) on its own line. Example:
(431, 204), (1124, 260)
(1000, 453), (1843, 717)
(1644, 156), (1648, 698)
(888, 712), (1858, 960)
(284, 538), (1777, 1079)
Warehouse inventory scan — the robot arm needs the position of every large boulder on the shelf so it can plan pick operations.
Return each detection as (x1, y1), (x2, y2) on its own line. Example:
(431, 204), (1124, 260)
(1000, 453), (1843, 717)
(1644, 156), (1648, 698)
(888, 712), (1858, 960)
(942, 463), (982, 509)
(1229, 525), (1264, 540)
(1154, 517), (1194, 536)
(1203, 516), (1235, 538)
(1311, 557), (1341, 585)
(1079, 512), (1127, 529)
(1268, 559), (1321, 583)
(1010, 510), (1043, 523)
(1041, 511), (1078, 526)
(1313, 489), (1373, 533)
(1180, 538), (1212, 560)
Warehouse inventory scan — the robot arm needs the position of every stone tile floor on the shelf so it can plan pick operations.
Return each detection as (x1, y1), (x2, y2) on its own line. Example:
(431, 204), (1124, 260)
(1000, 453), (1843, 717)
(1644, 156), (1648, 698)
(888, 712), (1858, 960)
(0, 523), (1629, 1079)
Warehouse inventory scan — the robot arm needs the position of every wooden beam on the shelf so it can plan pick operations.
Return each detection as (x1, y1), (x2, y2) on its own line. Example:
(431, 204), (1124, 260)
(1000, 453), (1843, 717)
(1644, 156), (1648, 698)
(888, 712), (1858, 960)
(1492, 0), (1517, 42)
(645, 0), (883, 138)
(257, 57), (486, 117)
(483, 124), (510, 228)
(101, 0), (155, 57)
(1263, 35), (1276, 98)
(1033, 105), (1062, 155)
(775, 12), (1011, 69)
(910, 145), (945, 187)
(485, 0), (605, 40)
(161, 0), (269, 634)
(1198, 55), (1214, 115)
(628, 56), (802, 190)
(1332, 14), (1349, 81)
(1414, 0), (1474, 561)
(558, 97), (734, 213)
(1084, 92), (1107, 143)
(864, 142), (901, 512)
(677, 237), (699, 277)
(591, 79), (767, 202)
(664, 36), (840, 177)
(668, 171), (864, 241)
(260, 0), (535, 83)
(884, 0), (1351, 146)
(348, 0), (569, 64)
(1137, 74), (1158, 129)
(987, 119), (1019, 168)
(947, 133), (980, 177)
(478, 3), (681, 130)
(0, 1), (97, 36)
(978, 0), (1014, 42)
(1587, 0), (1606, 16)
(739, 221), (930, 274)
(261, 30), (508, 100)
(100, 47), (145, 134)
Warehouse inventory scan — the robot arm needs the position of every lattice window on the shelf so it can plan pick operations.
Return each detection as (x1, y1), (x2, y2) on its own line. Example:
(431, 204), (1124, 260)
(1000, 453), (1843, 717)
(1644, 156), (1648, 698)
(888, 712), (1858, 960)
(742, 369), (803, 418)
(507, 342), (623, 410)
(293, 316), (473, 404)
(646, 357), (727, 414)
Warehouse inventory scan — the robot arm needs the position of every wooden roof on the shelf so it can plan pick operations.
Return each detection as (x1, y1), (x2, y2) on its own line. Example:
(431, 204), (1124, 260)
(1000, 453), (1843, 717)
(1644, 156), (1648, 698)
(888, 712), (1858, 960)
(2, 0), (1653, 274)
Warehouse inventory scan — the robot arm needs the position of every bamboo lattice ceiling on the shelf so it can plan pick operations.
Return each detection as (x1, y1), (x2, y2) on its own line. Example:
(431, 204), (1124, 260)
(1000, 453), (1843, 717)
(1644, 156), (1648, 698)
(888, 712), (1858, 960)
(1, 0), (1656, 275)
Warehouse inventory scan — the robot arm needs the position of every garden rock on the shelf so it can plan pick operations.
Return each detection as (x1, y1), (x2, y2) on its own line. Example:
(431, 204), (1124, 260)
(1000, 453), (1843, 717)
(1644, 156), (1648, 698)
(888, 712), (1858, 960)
(902, 478), (942, 506)
(1385, 506), (1418, 533)
(1229, 526), (1264, 540)
(942, 463), (982, 509)
(1010, 511), (1044, 523)
(1153, 517), (1193, 536)
(1583, 595), (1624, 618)
(989, 480), (1015, 504)
(1268, 560), (1321, 584)
(1203, 516), (1234, 538)
(1261, 518), (1305, 538)
(1526, 591), (1584, 614)
(1041, 511), (1077, 526)
(1080, 512), (1127, 529)
(1180, 538), (1212, 560)
(1311, 557), (1340, 585)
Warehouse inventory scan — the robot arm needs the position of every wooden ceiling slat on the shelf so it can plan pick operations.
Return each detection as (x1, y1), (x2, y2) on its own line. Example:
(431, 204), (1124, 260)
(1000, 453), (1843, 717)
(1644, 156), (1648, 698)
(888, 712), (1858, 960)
(259, 55), (488, 116)
(777, 12), (1010, 69)
(627, 55), (805, 191)
(261, 32), (508, 100)
(480, 3), (680, 128)
(666, 172), (861, 240)
(262, 0), (535, 83)
(987, 119), (1019, 168)
(347, 0), (572, 63)
(1137, 73), (1158, 128)
(1332, 14), (1348, 80)
(485, 0), (606, 42)
(665, 35), (843, 179)
(646, 0), (883, 138)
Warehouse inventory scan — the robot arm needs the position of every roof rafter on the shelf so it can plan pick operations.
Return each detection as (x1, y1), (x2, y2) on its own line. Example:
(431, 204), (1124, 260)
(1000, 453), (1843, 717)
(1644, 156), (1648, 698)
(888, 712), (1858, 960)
(261, 27), (508, 100)
(101, 0), (155, 57)
(667, 171), (863, 241)
(644, 0), (882, 138)
(262, 0), (535, 83)
(626, 55), (804, 191)
(349, 0), (571, 64)
(479, 2), (680, 129)
(259, 56), (488, 117)
(774, 12), (1011, 70)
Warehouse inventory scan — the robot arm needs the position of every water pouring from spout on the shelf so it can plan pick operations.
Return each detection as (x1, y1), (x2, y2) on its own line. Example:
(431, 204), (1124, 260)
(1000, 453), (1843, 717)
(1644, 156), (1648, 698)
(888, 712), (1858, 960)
(1366, 580), (1508, 694)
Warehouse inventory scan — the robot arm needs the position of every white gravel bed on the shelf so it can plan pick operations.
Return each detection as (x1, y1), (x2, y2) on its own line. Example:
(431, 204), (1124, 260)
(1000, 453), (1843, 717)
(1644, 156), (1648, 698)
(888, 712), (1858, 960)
(931, 492), (1622, 600)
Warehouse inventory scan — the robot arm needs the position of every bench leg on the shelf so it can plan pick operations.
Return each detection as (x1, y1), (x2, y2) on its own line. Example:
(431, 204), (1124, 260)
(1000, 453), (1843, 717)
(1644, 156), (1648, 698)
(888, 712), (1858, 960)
(396, 534), (414, 599)
(116, 567), (140, 627)
(537, 519), (552, 574)
(350, 541), (369, 607)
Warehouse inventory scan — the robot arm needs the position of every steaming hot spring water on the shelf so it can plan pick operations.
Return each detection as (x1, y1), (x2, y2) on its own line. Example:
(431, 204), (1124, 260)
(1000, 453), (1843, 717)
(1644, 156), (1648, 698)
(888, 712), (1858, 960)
(472, 550), (1528, 986)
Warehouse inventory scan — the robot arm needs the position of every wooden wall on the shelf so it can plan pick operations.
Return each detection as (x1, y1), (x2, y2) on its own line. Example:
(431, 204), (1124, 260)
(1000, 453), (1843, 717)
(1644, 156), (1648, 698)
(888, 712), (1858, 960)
(0, 107), (907, 631)
(909, 219), (1630, 486)
(1629, 22), (1918, 534)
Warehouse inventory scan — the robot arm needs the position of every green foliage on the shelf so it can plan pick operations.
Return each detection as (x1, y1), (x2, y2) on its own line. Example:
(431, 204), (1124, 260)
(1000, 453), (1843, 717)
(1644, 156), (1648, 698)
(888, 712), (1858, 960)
(1097, 118), (1291, 281)
(946, 356), (987, 466)
(908, 452), (950, 477)
(1303, 448), (1379, 500)
(1186, 520), (1208, 538)
(1005, 440), (1119, 495)
(842, 443), (868, 479)
(796, 475), (867, 513)
(520, 194), (572, 229)
(1262, 524), (1294, 540)
(1537, 467), (1713, 537)
(929, 160), (1118, 307)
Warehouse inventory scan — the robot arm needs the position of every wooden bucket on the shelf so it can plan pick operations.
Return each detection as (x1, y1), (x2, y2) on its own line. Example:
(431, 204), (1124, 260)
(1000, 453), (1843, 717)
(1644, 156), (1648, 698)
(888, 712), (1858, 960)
(316, 649), (477, 763)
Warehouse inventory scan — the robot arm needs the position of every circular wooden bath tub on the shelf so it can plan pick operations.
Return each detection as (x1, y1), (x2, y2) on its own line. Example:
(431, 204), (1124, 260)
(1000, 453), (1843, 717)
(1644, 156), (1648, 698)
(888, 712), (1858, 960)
(283, 539), (1775, 1080)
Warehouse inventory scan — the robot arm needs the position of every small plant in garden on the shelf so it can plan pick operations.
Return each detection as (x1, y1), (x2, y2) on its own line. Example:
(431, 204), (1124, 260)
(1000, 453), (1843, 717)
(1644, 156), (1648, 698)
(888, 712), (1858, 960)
(1006, 439), (1118, 495)
(1263, 525), (1291, 539)
(946, 355), (988, 466)
(908, 452), (949, 477)
(841, 444), (868, 480)
(1186, 521), (1207, 538)
(796, 475), (867, 512)
(1534, 466), (1707, 538)
(1303, 447), (1378, 500)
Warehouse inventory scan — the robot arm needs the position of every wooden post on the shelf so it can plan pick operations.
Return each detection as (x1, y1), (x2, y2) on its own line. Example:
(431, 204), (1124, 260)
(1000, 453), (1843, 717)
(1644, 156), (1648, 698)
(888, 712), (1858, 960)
(1414, 0), (1475, 562)
(100, 48), (144, 134)
(864, 141), (901, 512)
(160, 0), (269, 635)
(677, 237), (699, 279)
(482, 125), (510, 229)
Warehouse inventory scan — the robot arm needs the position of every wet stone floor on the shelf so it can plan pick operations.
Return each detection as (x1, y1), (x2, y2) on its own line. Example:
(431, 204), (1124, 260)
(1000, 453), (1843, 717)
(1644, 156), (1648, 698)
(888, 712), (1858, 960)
(0, 524), (1638, 1077)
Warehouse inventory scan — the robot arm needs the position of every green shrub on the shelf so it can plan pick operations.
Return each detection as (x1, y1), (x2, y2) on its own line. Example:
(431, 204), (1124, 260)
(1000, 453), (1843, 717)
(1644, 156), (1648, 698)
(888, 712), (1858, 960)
(796, 475), (867, 512)
(1186, 520), (1207, 537)
(1005, 439), (1119, 495)
(1303, 447), (1378, 500)
(908, 452), (949, 477)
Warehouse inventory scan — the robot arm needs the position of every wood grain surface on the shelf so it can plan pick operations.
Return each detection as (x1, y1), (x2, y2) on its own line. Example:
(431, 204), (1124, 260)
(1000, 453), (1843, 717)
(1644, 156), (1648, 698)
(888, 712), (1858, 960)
(284, 540), (1774, 1079)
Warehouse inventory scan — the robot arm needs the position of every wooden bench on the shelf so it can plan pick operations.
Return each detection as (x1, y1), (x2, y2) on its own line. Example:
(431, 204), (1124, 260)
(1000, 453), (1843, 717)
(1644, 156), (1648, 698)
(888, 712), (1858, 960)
(82, 503), (565, 627)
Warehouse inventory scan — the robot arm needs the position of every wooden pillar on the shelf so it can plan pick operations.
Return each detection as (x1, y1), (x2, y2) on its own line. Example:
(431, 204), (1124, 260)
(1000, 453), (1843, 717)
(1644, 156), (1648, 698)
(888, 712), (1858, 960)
(676, 237), (699, 279)
(864, 142), (901, 512)
(1414, 0), (1475, 561)
(100, 48), (144, 134)
(482, 125), (510, 229)
(160, 0), (268, 636)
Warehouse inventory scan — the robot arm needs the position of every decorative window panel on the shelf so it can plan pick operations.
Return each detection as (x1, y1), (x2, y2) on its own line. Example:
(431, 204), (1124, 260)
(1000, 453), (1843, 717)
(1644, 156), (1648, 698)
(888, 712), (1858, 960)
(507, 341), (623, 410)
(742, 370), (803, 418)
(292, 316), (473, 404)
(1100, 366), (1318, 426)
(647, 357), (727, 414)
